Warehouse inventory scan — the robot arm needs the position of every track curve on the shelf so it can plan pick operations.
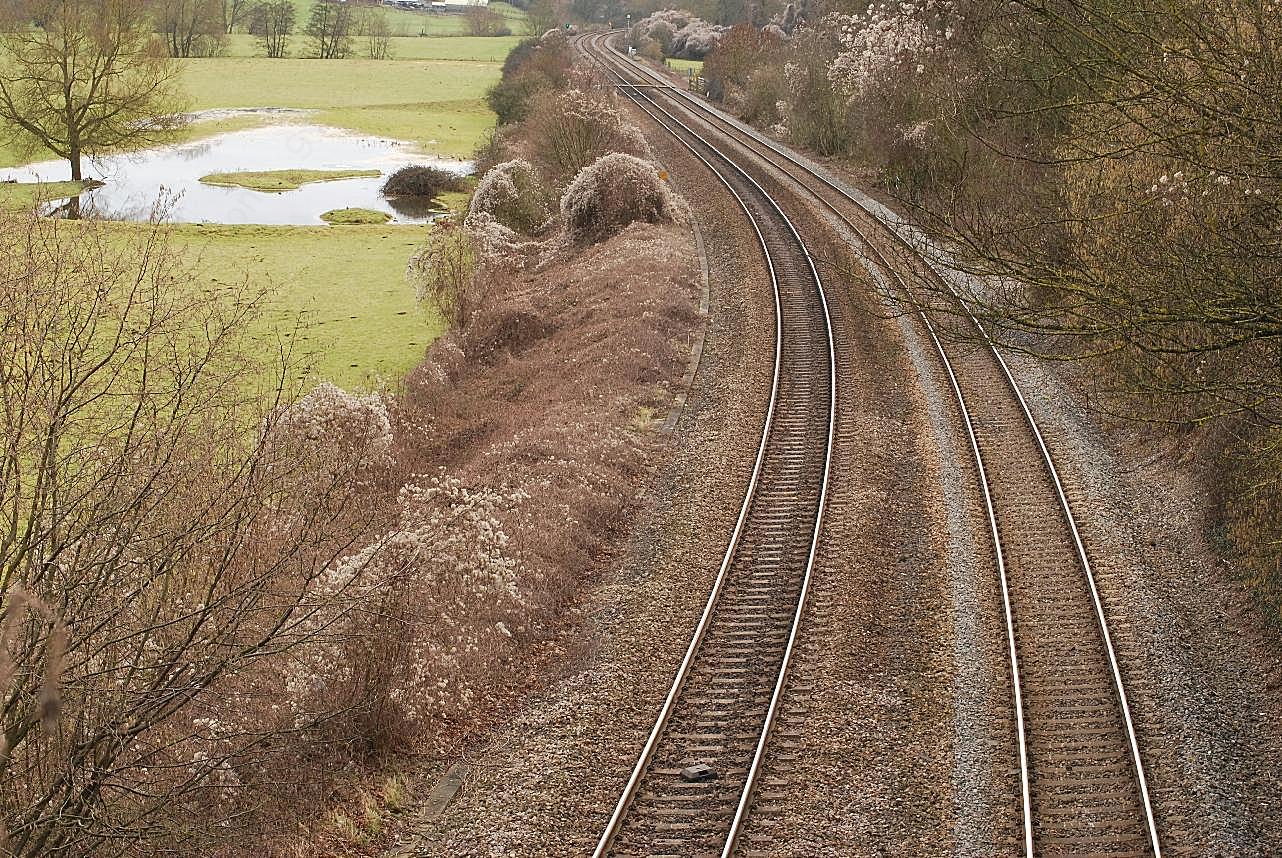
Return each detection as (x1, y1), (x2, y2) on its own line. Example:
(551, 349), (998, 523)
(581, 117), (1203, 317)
(584, 31), (1162, 858)
(578, 31), (838, 858)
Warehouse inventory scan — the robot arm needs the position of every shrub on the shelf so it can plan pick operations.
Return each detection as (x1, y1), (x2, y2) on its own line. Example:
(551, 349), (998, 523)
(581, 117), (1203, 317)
(0, 210), (394, 854)
(473, 127), (510, 175)
(295, 474), (530, 751)
(382, 165), (463, 199)
(631, 10), (725, 60)
(408, 218), (480, 327)
(273, 382), (394, 471)
(524, 88), (653, 183)
(467, 159), (550, 235)
(560, 153), (680, 244)
(778, 30), (855, 156)
(486, 36), (572, 126)
(703, 24), (784, 105)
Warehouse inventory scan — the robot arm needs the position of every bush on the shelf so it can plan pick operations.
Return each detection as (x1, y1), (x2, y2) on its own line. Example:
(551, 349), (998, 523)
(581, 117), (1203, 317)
(560, 153), (680, 244)
(523, 88), (653, 183)
(777, 29), (854, 156)
(382, 165), (463, 199)
(486, 36), (572, 126)
(0, 210), (394, 854)
(631, 10), (725, 60)
(467, 159), (550, 236)
(408, 218), (480, 327)
(473, 127), (510, 175)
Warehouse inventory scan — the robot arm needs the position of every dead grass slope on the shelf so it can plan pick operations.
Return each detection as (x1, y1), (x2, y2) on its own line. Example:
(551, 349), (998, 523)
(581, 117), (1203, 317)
(400, 220), (699, 595)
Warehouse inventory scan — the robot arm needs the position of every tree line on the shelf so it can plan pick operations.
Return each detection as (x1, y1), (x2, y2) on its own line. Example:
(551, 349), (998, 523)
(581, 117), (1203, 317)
(145, 0), (398, 59)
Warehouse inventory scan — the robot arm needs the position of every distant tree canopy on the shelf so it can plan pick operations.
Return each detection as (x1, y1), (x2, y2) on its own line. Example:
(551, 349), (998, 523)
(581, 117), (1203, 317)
(0, 0), (185, 184)
(254, 0), (295, 57)
(304, 0), (353, 59)
(151, 0), (226, 57)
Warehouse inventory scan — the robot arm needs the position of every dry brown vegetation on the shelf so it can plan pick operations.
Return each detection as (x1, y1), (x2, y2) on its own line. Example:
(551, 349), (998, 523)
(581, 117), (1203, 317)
(0, 29), (699, 852)
(267, 186), (697, 858)
(0, 211), (401, 855)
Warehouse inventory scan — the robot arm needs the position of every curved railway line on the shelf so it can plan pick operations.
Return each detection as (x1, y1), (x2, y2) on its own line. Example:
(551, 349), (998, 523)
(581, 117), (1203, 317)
(581, 30), (1165, 857)
(576, 32), (838, 858)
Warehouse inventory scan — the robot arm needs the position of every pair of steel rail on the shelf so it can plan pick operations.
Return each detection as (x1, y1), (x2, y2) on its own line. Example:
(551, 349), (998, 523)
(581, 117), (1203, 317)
(579, 31), (1162, 858)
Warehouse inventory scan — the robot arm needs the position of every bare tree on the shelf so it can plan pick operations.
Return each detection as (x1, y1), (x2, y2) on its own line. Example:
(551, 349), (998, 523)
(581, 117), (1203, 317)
(409, 217), (481, 326)
(222, 0), (247, 31)
(526, 0), (558, 35)
(257, 0), (295, 57)
(0, 0), (185, 184)
(153, 0), (226, 57)
(465, 3), (509, 36)
(359, 6), (392, 59)
(304, 0), (353, 59)
(0, 209), (392, 854)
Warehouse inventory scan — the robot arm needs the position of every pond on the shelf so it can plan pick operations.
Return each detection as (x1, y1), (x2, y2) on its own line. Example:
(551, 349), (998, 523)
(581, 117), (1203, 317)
(0, 124), (470, 225)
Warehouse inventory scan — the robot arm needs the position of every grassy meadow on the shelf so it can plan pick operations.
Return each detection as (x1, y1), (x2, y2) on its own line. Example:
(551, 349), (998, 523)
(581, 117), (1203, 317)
(1, 14), (525, 391)
(173, 223), (445, 388)
(170, 30), (521, 388)
(282, 0), (528, 37)
(180, 54), (503, 159)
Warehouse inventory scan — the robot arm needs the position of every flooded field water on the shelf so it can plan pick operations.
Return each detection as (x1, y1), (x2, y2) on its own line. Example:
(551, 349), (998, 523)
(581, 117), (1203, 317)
(0, 124), (469, 225)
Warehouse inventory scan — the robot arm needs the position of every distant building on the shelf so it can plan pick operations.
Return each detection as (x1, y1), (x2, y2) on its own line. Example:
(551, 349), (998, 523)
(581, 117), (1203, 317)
(384, 0), (490, 9)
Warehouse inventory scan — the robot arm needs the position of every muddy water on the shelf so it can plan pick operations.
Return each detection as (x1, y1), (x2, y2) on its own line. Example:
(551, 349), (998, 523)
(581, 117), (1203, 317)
(0, 124), (469, 225)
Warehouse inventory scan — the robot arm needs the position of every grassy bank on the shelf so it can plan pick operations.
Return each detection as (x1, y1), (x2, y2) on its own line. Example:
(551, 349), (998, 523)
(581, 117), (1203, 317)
(0, 180), (84, 208)
(200, 169), (381, 192)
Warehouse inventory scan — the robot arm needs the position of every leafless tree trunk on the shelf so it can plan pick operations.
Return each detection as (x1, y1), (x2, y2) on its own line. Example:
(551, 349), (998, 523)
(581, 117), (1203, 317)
(0, 210), (394, 854)
(0, 0), (185, 195)
(304, 0), (353, 59)
(258, 0), (295, 57)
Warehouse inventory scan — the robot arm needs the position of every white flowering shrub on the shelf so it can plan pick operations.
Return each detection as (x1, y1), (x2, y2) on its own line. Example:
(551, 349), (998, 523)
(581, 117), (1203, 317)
(768, 0), (812, 36)
(283, 474), (530, 747)
(672, 20), (725, 58)
(466, 158), (550, 235)
(631, 10), (726, 59)
(560, 153), (681, 244)
(271, 381), (393, 470)
(828, 0), (961, 98)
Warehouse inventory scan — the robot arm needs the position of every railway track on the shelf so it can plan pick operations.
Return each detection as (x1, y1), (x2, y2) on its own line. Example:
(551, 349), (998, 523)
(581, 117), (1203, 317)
(576, 32), (838, 858)
(585, 33), (1164, 857)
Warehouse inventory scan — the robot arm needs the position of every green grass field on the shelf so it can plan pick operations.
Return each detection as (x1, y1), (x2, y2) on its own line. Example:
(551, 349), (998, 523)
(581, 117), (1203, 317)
(168, 223), (444, 389)
(0, 179), (85, 208)
(283, 0), (528, 37)
(180, 55), (502, 158)
(1, 28), (520, 390)
(201, 169), (382, 192)
(666, 58), (704, 74)
(320, 207), (391, 224)
(222, 32), (523, 61)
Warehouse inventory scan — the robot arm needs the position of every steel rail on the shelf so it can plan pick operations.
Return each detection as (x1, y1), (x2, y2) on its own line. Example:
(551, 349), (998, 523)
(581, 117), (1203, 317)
(606, 38), (1162, 857)
(579, 32), (838, 858)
